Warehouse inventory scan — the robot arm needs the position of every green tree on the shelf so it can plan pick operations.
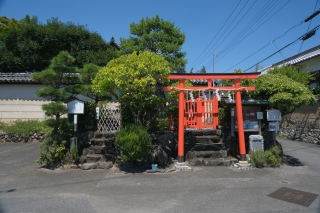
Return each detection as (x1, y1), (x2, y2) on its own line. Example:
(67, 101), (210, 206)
(31, 51), (78, 134)
(92, 50), (171, 126)
(196, 66), (206, 73)
(0, 16), (121, 72)
(243, 73), (316, 113)
(65, 63), (112, 131)
(120, 14), (187, 73)
(268, 64), (314, 87)
(0, 14), (37, 38)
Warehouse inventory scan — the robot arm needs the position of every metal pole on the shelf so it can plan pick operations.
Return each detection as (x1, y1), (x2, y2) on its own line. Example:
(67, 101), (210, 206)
(74, 114), (78, 147)
(234, 79), (246, 162)
(178, 79), (185, 163)
(213, 54), (214, 73)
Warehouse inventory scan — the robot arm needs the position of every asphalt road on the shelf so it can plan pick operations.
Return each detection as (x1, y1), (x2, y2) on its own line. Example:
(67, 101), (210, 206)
(0, 140), (320, 213)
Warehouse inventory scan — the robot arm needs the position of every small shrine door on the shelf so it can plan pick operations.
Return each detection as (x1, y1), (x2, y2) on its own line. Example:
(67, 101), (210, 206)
(184, 95), (218, 129)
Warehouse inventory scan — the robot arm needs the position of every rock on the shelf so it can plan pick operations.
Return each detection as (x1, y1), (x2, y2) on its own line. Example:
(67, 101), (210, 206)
(147, 152), (155, 165)
(11, 137), (17, 142)
(86, 154), (101, 162)
(32, 139), (40, 143)
(69, 164), (79, 169)
(82, 163), (97, 170)
(98, 162), (113, 170)
(104, 138), (114, 147)
(147, 146), (168, 168)
(92, 146), (105, 154)
(79, 156), (87, 164)
(153, 146), (168, 168)
(202, 159), (224, 166)
(5, 135), (8, 139)
(94, 132), (103, 138)
(157, 132), (175, 147)
(101, 154), (113, 162)
(103, 133), (115, 138)
(146, 169), (165, 173)
(189, 158), (202, 166)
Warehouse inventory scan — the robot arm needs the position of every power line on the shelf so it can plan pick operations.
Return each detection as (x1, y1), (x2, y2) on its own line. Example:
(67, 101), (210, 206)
(191, 0), (251, 70)
(186, 0), (242, 70)
(203, 0), (284, 70)
(242, 25), (320, 73)
(221, 20), (304, 73)
(213, 0), (291, 67)
(298, 0), (319, 53)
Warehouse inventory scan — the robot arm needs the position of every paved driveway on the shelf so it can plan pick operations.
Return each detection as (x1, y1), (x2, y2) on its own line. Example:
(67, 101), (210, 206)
(0, 140), (320, 213)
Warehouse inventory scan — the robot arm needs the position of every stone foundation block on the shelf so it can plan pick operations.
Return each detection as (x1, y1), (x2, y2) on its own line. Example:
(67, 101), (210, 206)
(82, 163), (97, 170)
(86, 154), (101, 162)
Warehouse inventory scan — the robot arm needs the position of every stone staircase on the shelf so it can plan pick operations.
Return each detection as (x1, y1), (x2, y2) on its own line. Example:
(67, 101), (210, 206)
(185, 129), (233, 167)
(79, 132), (117, 170)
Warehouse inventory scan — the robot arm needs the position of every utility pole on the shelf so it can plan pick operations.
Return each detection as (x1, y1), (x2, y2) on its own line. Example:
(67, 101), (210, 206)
(213, 54), (214, 73)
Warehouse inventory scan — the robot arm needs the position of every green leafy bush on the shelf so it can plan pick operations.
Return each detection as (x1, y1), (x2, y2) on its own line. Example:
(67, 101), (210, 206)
(115, 124), (151, 163)
(265, 145), (282, 167)
(0, 120), (52, 138)
(34, 134), (67, 166)
(71, 144), (79, 162)
(249, 149), (266, 168)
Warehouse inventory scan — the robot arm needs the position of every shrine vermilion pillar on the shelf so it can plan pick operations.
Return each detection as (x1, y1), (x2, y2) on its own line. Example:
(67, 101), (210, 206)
(234, 79), (246, 161)
(178, 79), (185, 163)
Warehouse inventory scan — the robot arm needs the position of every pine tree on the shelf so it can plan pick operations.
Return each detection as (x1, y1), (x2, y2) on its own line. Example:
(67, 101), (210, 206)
(31, 51), (78, 134)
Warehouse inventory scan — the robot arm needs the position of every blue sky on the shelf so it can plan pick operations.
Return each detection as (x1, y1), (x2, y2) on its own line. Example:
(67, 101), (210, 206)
(1, 0), (319, 73)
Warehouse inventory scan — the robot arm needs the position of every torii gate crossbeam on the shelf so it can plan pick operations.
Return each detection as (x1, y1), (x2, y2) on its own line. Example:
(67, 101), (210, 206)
(164, 73), (260, 163)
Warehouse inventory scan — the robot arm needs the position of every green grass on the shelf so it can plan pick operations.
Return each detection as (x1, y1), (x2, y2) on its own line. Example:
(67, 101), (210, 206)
(0, 120), (52, 138)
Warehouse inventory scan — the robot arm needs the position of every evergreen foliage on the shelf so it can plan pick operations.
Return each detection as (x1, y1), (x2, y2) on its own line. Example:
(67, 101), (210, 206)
(31, 51), (78, 134)
(249, 149), (266, 168)
(115, 124), (151, 163)
(0, 16), (121, 72)
(120, 14), (187, 73)
(265, 145), (282, 167)
(92, 50), (171, 126)
(34, 134), (67, 165)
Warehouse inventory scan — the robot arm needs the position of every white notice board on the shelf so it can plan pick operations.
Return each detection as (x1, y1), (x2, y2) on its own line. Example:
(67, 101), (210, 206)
(68, 100), (84, 114)
(267, 110), (281, 121)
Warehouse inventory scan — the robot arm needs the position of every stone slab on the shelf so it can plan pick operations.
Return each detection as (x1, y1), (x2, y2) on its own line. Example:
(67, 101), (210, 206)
(86, 154), (101, 162)
(82, 163), (97, 170)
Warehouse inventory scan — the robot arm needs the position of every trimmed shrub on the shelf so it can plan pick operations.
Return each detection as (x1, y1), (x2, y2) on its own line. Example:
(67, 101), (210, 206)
(249, 149), (266, 168)
(34, 134), (67, 166)
(115, 124), (151, 163)
(0, 120), (52, 138)
(265, 145), (282, 167)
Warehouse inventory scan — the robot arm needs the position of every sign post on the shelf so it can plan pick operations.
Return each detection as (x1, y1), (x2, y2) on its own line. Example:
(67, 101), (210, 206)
(67, 100), (84, 149)
(267, 110), (281, 146)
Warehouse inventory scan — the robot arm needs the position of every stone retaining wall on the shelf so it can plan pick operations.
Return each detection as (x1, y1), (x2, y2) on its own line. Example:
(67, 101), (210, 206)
(279, 128), (320, 144)
(279, 101), (320, 144)
(0, 131), (46, 143)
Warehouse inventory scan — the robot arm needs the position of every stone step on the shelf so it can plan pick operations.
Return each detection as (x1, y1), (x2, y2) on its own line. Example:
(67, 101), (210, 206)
(189, 158), (231, 167)
(82, 163), (97, 170)
(86, 154), (101, 162)
(193, 143), (224, 151)
(93, 132), (115, 139)
(188, 129), (222, 136)
(90, 138), (114, 147)
(185, 150), (227, 161)
(194, 135), (222, 144)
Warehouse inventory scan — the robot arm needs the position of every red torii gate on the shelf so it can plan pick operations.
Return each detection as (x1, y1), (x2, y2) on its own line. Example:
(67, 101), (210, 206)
(164, 73), (260, 163)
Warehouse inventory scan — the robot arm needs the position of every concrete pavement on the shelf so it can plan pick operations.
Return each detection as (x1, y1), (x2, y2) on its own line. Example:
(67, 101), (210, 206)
(0, 140), (320, 213)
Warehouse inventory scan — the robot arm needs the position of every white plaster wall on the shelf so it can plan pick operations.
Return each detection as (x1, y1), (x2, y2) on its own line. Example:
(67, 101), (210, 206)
(296, 56), (320, 72)
(0, 84), (93, 121)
